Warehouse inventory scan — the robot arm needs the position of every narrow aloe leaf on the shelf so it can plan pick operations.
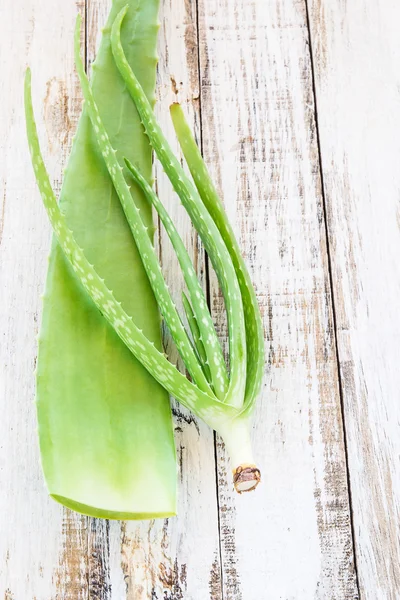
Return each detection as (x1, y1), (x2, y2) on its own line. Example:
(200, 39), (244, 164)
(111, 7), (247, 410)
(30, 0), (178, 519)
(182, 292), (213, 385)
(73, 16), (212, 397)
(124, 157), (228, 399)
(170, 104), (265, 415)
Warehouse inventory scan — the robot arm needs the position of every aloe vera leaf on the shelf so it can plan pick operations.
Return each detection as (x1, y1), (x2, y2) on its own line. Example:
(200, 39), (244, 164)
(73, 18), (212, 398)
(33, 0), (178, 519)
(181, 292), (213, 385)
(170, 104), (265, 416)
(111, 8), (247, 410)
(124, 157), (227, 399)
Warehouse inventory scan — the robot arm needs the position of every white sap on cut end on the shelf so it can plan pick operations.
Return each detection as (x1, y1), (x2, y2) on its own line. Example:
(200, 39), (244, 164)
(233, 464), (261, 494)
(235, 478), (259, 493)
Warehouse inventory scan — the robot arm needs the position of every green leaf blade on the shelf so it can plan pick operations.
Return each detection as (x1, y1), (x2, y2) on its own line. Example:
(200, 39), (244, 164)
(27, 1), (178, 520)
(182, 291), (213, 385)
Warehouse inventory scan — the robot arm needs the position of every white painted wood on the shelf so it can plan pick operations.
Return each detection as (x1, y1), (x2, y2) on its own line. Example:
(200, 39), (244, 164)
(308, 1), (400, 598)
(198, 0), (358, 598)
(0, 1), (88, 598)
(6, 0), (399, 598)
(153, 0), (223, 597)
(85, 0), (222, 597)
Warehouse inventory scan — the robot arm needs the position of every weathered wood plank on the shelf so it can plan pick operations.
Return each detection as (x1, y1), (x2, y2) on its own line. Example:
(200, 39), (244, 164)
(86, 0), (222, 598)
(0, 1), (89, 598)
(307, 1), (400, 598)
(197, 0), (358, 597)
(6, 0), (398, 597)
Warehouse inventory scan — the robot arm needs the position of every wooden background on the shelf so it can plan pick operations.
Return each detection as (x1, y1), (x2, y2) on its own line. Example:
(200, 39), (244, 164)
(1, 0), (399, 598)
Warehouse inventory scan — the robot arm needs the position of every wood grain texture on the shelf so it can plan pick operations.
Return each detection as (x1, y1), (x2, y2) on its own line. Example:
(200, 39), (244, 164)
(90, 0), (223, 596)
(308, 1), (400, 598)
(0, 0), (87, 597)
(198, 0), (358, 597)
(85, 1), (221, 598)
(154, 0), (223, 597)
(2, 0), (396, 598)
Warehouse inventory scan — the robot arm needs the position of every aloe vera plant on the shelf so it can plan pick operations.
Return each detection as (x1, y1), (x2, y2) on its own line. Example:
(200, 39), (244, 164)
(26, 3), (264, 503)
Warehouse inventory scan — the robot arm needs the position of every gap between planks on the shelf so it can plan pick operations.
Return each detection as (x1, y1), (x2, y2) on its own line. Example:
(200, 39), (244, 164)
(303, 0), (361, 597)
(192, 0), (227, 597)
